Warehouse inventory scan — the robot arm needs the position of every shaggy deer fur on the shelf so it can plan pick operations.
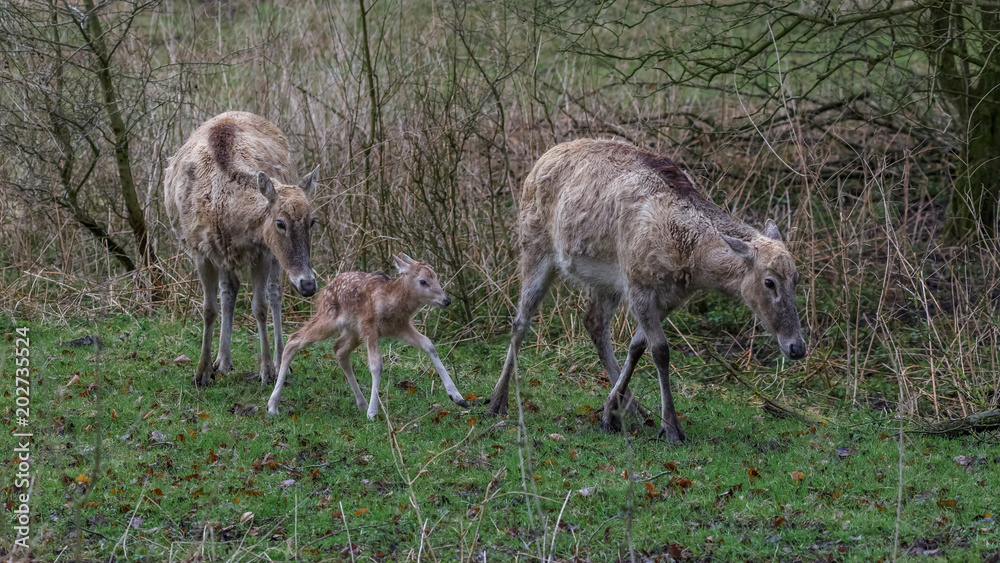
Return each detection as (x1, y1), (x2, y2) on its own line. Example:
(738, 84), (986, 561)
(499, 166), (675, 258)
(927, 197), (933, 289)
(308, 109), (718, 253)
(267, 254), (469, 418)
(485, 139), (807, 443)
(164, 111), (319, 387)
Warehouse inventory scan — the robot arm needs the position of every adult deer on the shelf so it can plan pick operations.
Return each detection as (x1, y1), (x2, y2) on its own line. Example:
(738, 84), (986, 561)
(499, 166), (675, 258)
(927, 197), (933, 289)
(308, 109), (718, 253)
(164, 111), (319, 387)
(485, 139), (806, 443)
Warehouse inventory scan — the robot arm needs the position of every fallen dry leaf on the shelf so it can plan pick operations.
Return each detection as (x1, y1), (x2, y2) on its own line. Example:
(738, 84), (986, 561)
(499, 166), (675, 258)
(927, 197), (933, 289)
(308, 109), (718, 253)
(837, 446), (857, 458)
(341, 544), (362, 556)
(548, 433), (566, 441)
(173, 354), (191, 365)
(791, 471), (806, 483)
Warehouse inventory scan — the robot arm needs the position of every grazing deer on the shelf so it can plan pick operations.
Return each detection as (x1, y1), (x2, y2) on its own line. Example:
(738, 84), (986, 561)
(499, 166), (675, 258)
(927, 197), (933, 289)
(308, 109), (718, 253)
(267, 254), (469, 418)
(164, 111), (319, 387)
(485, 139), (807, 443)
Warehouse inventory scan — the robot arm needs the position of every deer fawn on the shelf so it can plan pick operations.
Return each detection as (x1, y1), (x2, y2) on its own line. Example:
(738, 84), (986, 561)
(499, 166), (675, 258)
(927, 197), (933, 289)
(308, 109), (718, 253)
(485, 139), (807, 443)
(164, 111), (319, 387)
(267, 254), (469, 418)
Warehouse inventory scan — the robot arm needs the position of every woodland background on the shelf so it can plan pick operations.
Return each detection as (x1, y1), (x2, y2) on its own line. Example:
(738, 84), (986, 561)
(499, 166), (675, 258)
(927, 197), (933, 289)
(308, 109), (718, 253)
(2, 0), (1000, 560)
(4, 0), (999, 417)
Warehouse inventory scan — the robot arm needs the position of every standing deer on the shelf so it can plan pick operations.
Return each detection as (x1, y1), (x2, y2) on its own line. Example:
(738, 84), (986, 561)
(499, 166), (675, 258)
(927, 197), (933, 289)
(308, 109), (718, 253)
(164, 111), (319, 387)
(485, 139), (807, 443)
(267, 254), (469, 418)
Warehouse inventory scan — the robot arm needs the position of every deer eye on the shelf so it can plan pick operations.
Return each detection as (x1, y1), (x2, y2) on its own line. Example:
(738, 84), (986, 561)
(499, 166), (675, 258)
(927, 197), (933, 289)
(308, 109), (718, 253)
(276, 219), (286, 231)
(419, 280), (428, 286)
(764, 278), (775, 290)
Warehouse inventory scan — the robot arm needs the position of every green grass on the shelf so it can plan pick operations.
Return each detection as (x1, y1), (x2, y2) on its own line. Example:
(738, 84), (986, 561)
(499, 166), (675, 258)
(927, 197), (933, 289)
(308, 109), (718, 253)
(2, 313), (998, 561)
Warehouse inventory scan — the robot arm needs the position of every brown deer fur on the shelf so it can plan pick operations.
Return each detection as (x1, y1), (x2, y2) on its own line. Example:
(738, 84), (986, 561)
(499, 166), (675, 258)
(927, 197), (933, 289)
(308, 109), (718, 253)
(267, 254), (469, 419)
(164, 111), (319, 387)
(485, 139), (807, 443)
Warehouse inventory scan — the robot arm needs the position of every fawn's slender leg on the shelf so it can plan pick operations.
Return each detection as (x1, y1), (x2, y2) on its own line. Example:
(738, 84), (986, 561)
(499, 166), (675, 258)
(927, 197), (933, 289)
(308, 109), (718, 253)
(399, 325), (468, 408)
(333, 332), (367, 411)
(267, 318), (337, 415)
(364, 331), (383, 420)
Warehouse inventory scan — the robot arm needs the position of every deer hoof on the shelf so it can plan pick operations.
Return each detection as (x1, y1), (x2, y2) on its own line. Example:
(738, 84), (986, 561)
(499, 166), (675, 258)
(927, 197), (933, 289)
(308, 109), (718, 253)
(213, 357), (233, 374)
(453, 396), (470, 408)
(485, 402), (507, 417)
(192, 371), (213, 387)
(259, 364), (276, 385)
(599, 417), (622, 434)
(657, 424), (686, 444)
(485, 392), (508, 416)
(267, 404), (279, 416)
(599, 409), (622, 434)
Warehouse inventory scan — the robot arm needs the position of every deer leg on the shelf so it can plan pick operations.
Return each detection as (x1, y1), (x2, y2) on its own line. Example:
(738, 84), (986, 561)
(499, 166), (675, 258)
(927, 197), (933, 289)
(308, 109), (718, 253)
(364, 333), (383, 420)
(251, 260), (275, 385)
(600, 330), (647, 432)
(267, 318), (337, 415)
(194, 256), (219, 387)
(585, 292), (649, 419)
(604, 290), (685, 443)
(486, 253), (555, 417)
(334, 332), (367, 412)
(400, 325), (468, 408)
(213, 268), (239, 375)
(267, 258), (284, 369)
(618, 330), (647, 391)
(648, 333), (684, 443)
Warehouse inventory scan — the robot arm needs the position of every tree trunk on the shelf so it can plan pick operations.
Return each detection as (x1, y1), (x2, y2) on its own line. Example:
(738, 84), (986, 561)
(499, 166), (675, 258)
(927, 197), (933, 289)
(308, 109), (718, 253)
(941, 3), (1000, 241)
(79, 0), (166, 303)
(48, 3), (137, 273)
(946, 96), (1000, 240)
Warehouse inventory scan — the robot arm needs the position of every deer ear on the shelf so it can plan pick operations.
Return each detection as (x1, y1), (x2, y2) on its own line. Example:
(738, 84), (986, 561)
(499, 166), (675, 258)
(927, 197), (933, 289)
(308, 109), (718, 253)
(393, 254), (410, 273)
(257, 172), (276, 203)
(299, 166), (319, 195)
(400, 253), (415, 265)
(722, 234), (752, 259)
(763, 218), (782, 242)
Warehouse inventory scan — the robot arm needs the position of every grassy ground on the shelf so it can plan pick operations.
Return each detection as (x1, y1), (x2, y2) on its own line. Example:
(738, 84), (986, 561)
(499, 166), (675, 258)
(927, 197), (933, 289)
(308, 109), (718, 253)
(2, 311), (998, 562)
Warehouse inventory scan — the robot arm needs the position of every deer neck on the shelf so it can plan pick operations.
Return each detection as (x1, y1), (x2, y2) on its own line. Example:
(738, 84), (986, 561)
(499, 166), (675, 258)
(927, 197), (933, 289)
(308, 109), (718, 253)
(382, 278), (422, 320)
(705, 236), (753, 299)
